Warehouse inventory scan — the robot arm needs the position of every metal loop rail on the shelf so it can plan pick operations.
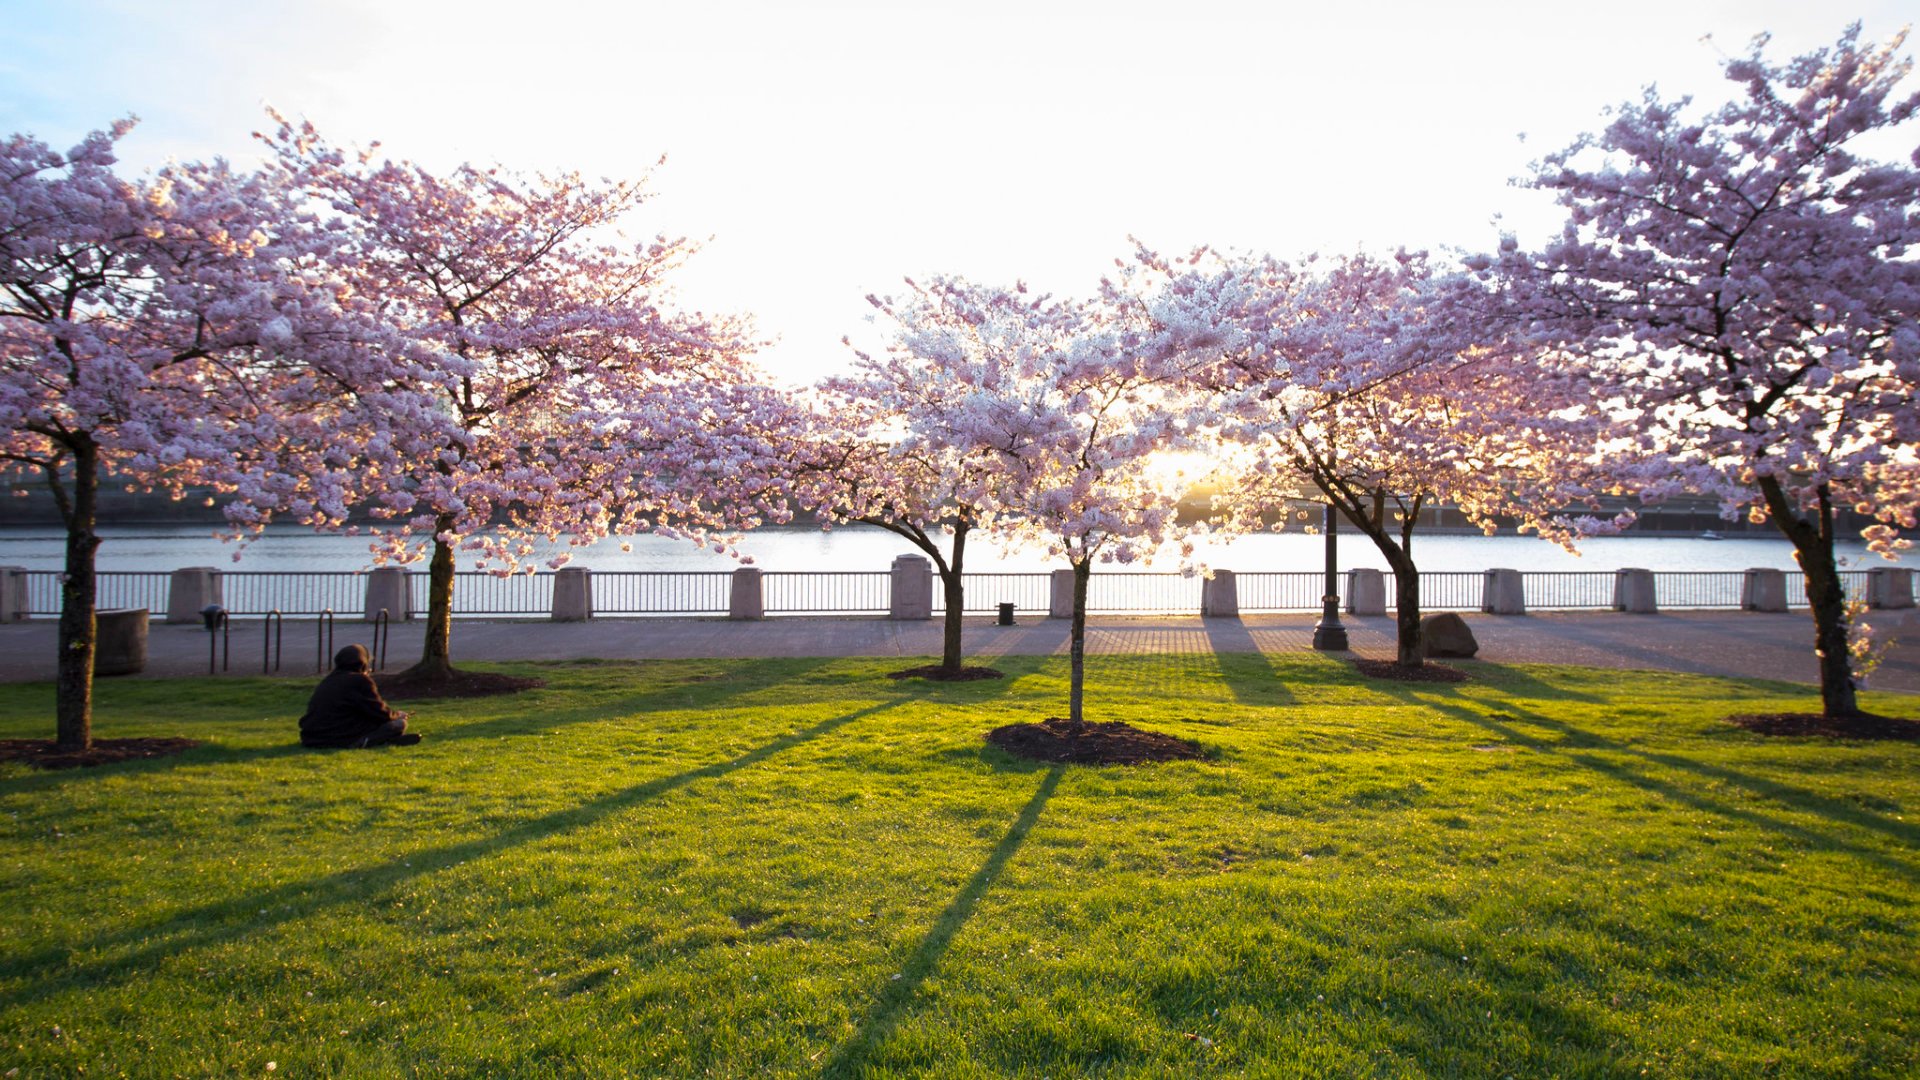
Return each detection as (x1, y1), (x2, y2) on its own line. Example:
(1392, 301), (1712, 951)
(208, 610), (230, 674)
(315, 609), (335, 673)
(371, 609), (390, 672)
(262, 610), (284, 674)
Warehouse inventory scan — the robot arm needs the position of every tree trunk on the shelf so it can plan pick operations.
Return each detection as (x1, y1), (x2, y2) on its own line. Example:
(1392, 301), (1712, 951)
(1385, 545), (1422, 667)
(938, 523), (968, 674)
(407, 518), (458, 680)
(1068, 559), (1091, 723)
(1330, 493), (1425, 668)
(54, 440), (101, 750)
(1759, 477), (1859, 717)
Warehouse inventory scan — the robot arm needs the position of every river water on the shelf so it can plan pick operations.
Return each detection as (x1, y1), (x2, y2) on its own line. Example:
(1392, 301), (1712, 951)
(0, 523), (1911, 575)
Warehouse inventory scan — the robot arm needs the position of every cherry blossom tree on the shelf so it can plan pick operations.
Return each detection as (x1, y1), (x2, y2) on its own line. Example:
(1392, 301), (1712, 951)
(1490, 25), (1920, 716)
(1181, 249), (1618, 668)
(0, 121), (380, 748)
(895, 275), (1210, 721)
(795, 320), (1012, 676)
(261, 115), (784, 683)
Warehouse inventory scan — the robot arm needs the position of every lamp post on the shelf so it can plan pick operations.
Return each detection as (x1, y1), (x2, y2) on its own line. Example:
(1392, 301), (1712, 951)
(1311, 501), (1348, 651)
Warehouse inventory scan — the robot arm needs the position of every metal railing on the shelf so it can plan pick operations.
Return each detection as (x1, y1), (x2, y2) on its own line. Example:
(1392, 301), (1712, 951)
(1231, 572), (1324, 612)
(596, 571), (731, 615)
(937, 573), (1052, 614)
(5, 565), (1903, 619)
(763, 571), (889, 614)
(1414, 572), (1484, 612)
(222, 571), (366, 616)
(1517, 572), (1617, 610)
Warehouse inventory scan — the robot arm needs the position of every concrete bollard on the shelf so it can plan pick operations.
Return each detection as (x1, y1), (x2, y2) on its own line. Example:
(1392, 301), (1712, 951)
(1613, 568), (1658, 613)
(1049, 569), (1075, 619)
(1868, 567), (1915, 610)
(552, 566), (593, 621)
(0, 566), (25, 623)
(1481, 568), (1526, 615)
(889, 555), (933, 620)
(729, 567), (764, 620)
(1345, 568), (1386, 616)
(1741, 567), (1788, 612)
(364, 567), (412, 622)
(95, 608), (149, 676)
(1201, 569), (1239, 618)
(166, 567), (223, 624)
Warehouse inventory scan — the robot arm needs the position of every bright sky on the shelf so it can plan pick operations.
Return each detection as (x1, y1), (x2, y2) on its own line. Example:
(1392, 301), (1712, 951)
(3, 1), (1913, 386)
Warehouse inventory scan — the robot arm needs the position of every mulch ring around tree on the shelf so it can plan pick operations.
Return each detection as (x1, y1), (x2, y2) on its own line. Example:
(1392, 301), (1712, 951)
(1351, 658), (1470, 683)
(0, 737), (201, 771)
(886, 664), (1006, 682)
(1727, 712), (1920, 741)
(985, 718), (1207, 765)
(378, 669), (546, 701)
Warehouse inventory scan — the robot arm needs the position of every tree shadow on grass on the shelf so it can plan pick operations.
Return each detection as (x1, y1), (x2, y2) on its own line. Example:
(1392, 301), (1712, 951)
(1460, 662), (1606, 704)
(430, 658), (842, 744)
(0, 699), (900, 1009)
(1203, 620), (1299, 706)
(1412, 693), (1920, 882)
(0, 660), (843, 794)
(819, 764), (1065, 1078)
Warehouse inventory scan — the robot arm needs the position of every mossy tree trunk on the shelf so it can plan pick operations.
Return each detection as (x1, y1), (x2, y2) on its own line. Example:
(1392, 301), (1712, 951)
(406, 513), (459, 681)
(49, 438), (101, 750)
(1758, 477), (1859, 718)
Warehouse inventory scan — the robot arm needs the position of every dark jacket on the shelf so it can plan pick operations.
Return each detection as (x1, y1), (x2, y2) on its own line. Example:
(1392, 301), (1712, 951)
(300, 645), (402, 748)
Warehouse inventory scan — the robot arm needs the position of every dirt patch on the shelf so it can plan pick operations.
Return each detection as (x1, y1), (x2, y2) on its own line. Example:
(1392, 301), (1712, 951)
(887, 664), (1006, 682)
(985, 718), (1207, 765)
(1727, 712), (1920, 741)
(1352, 658), (1470, 683)
(378, 669), (546, 701)
(0, 737), (201, 771)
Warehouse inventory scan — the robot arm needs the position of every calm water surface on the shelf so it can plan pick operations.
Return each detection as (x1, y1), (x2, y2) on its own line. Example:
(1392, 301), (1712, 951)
(0, 524), (1911, 576)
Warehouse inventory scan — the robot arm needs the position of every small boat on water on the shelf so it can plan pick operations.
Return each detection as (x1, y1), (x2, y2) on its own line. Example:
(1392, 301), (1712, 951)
(1699, 530), (1723, 541)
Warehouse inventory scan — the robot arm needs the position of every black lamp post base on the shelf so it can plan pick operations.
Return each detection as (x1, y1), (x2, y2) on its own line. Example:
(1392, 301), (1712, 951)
(1312, 619), (1349, 652)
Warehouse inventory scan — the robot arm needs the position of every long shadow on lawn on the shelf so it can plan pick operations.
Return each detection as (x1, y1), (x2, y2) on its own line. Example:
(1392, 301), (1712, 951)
(1203, 620), (1299, 706)
(1413, 693), (1920, 882)
(820, 763), (1065, 1078)
(0, 699), (899, 1008)
(0, 661), (841, 796)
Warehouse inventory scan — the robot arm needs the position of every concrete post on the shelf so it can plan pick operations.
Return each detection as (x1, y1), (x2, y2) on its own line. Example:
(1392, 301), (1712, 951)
(889, 555), (933, 620)
(1200, 569), (1239, 617)
(552, 566), (593, 621)
(166, 566), (223, 624)
(364, 567), (411, 622)
(1613, 568), (1658, 613)
(95, 608), (149, 676)
(1049, 569), (1075, 619)
(0, 566), (26, 623)
(729, 567), (765, 620)
(1481, 568), (1526, 615)
(1868, 567), (1915, 610)
(1741, 567), (1789, 612)
(1345, 568), (1386, 616)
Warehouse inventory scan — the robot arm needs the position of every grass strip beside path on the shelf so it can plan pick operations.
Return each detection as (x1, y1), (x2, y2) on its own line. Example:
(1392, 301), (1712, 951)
(0, 655), (1915, 1077)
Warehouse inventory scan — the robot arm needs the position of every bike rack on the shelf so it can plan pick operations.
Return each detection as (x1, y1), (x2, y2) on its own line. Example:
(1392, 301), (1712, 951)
(372, 608), (390, 672)
(315, 609), (335, 673)
(208, 610), (230, 674)
(262, 610), (284, 674)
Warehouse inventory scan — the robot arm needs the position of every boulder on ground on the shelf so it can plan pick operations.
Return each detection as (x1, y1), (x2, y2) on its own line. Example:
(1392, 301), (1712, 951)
(1420, 612), (1478, 659)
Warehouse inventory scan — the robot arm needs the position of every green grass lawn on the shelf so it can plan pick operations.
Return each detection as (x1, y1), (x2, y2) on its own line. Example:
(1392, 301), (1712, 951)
(1, 653), (1916, 1078)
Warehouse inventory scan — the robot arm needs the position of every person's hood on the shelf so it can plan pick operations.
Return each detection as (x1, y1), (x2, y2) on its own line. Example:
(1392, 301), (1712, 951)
(333, 644), (371, 673)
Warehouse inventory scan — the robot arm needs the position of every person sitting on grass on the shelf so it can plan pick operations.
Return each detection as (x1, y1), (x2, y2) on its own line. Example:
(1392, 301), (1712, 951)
(299, 644), (420, 748)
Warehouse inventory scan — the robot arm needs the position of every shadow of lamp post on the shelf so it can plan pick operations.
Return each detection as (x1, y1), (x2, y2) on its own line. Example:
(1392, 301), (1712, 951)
(1311, 502), (1348, 651)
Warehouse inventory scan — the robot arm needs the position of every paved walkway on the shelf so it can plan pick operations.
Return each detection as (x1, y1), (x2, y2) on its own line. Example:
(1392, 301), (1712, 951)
(2, 609), (1918, 694)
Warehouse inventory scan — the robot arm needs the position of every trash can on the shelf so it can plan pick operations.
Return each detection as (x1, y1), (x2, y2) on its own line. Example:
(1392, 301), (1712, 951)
(96, 608), (149, 676)
(997, 602), (1016, 626)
